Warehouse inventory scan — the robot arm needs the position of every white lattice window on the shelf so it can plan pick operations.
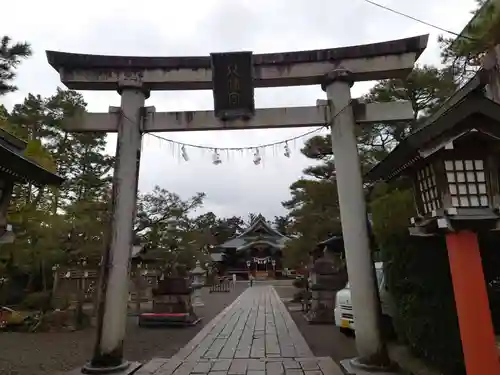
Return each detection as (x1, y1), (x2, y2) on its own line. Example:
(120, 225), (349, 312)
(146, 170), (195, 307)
(417, 165), (441, 214)
(445, 159), (489, 208)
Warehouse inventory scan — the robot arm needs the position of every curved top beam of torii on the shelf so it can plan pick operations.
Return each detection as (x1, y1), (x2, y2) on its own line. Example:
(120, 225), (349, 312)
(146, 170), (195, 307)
(46, 35), (428, 91)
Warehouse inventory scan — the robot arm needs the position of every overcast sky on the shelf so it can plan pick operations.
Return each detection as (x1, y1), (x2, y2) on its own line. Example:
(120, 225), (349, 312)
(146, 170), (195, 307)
(2, 0), (477, 220)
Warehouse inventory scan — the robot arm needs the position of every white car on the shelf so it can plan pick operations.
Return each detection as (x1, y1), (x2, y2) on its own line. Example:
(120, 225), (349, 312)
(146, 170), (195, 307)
(334, 283), (355, 331)
(334, 262), (394, 335)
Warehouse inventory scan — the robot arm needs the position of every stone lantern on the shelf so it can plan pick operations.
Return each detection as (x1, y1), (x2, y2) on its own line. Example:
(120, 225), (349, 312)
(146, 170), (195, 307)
(246, 259), (251, 277)
(306, 240), (348, 324)
(190, 261), (206, 307)
(366, 83), (500, 375)
(166, 217), (178, 231)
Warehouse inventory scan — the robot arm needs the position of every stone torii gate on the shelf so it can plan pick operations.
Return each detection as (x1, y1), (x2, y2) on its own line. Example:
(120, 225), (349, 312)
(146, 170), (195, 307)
(46, 34), (428, 374)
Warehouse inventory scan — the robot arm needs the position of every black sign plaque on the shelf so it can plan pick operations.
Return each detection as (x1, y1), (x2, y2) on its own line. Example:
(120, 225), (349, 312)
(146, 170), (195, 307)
(211, 51), (255, 121)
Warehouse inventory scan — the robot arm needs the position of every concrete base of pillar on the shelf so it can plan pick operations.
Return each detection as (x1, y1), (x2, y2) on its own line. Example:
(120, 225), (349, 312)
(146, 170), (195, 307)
(64, 361), (141, 375)
(340, 358), (398, 375)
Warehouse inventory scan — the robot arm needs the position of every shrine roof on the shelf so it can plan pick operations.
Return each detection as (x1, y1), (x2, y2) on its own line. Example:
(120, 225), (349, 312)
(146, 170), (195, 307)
(131, 246), (165, 261)
(218, 238), (246, 248)
(0, 129), (63, 186)
(218, 236), (288, 249)
(365, 71), (500, 182)
(317, 235), (344, 248)
(210, 253), (224, 262)
(219, 214), (289, 249)
(235, 240), (286, 252)
(131, 245), (143, 257)
(239, 214), (286, 237)
(46, 35), (427, 71)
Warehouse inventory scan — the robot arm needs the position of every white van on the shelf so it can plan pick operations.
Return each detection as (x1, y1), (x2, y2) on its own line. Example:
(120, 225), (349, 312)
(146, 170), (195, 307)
(334, 262), (394, 334)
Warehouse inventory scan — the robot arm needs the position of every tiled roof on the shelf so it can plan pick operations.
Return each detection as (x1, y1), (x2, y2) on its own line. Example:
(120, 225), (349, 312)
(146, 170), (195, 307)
(239, 214), (286, 238)
(219, 238), (246, 248)
(210, 253), (224, 262)
(0, 128), (63, 186)
(219, 214), (290, 250)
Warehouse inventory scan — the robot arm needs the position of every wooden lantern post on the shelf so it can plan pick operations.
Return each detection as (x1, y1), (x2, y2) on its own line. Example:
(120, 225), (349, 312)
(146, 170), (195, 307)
(408, 155), (500, 375)
(367, 83), (500, 375)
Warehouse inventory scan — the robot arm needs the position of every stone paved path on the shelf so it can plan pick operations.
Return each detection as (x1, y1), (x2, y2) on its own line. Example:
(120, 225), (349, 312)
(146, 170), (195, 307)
(135, 286), (342, 375)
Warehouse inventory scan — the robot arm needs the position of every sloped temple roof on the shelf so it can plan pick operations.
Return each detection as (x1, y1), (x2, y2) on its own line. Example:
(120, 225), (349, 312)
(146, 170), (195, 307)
(0, 129), (63, 186)
(219, 214), (289, 251)
(365, 71), (499, 182)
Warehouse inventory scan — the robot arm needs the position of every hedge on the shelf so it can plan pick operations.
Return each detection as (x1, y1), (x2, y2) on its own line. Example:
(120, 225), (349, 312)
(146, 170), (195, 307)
(371, 188), (465, 375)
(479, 232), (500, 334)
(20, 291), (52, 312)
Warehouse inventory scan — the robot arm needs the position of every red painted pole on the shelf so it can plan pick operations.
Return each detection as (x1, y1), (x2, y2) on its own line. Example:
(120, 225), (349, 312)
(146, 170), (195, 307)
(445, 231), (500, 375)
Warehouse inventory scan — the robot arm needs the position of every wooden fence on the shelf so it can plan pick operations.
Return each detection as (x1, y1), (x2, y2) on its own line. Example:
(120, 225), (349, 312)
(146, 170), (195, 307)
(209, 277), (231, 293)
(52, 267), (161, 313)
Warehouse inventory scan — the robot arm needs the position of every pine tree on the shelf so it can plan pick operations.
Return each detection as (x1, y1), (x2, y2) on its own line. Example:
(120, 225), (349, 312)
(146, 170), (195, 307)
(439, 0), (500, 83)
(282, 66), (457, 268)
(0, 36), (31, 95)
(4, 89), (116, 288)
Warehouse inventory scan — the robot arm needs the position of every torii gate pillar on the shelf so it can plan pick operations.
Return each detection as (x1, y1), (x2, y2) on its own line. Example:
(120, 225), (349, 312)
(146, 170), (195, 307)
(83, 82), (148, 374)
(323, 70), (390, 371)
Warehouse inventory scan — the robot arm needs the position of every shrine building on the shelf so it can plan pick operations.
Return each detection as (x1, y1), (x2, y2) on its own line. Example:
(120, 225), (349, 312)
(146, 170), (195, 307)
(212, 215), (289, 280)
(0, 128), (63, 244)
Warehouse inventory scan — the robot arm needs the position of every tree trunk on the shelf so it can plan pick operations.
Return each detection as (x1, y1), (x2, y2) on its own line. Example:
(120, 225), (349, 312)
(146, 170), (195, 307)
(26, 183), (32, 205)
(41, 258), (47, 292)
(135, 271), (141, 315)
(26, 269), (34, 292)
(26, 239), (39, 292)
(77, 145), (90, 201)
(52, 191), (59, 216)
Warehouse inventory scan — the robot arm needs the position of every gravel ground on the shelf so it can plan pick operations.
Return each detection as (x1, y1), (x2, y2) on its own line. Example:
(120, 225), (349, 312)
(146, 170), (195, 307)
(274, 285), (358, 363)
(0, 285), (245, 375)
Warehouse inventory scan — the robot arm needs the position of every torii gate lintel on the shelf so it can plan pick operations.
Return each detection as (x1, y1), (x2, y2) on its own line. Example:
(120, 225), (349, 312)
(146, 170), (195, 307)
(63, 101), (413, 133)
(46, 34), (428, 91)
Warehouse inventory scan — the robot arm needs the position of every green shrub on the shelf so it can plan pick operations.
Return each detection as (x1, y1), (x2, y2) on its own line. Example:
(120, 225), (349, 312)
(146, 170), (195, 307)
(370, 188), (416, 247)
(20, 291), (51, 311)
(371, 188), (465, 375)
(479, 232), (500, 334)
